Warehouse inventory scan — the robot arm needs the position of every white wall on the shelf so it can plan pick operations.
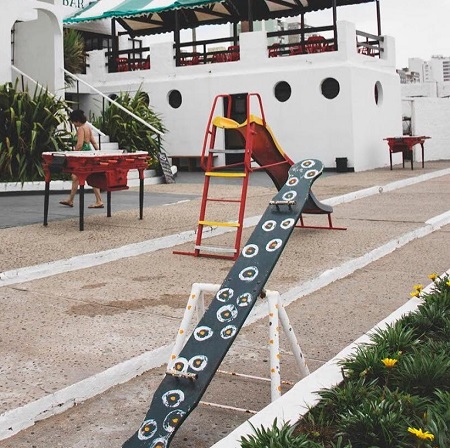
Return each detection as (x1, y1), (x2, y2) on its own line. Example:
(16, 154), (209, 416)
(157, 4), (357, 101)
(402, 82), (438, 98)
(1, 0), (64, 93)
(0, 1), (37, 84)
(76, 21), (402, 172)
(410, 98), (450, 161)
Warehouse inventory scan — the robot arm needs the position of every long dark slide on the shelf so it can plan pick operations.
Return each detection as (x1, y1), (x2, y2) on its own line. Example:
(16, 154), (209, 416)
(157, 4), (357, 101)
(123, 159), (324, 448)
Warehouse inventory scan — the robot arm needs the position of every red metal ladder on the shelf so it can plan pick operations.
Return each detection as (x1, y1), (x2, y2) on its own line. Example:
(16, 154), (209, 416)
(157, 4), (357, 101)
(174, 93), (265, 260)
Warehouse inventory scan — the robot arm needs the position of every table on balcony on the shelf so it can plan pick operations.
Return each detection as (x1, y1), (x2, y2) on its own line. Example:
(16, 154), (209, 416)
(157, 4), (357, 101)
(384, 136), (430, 170)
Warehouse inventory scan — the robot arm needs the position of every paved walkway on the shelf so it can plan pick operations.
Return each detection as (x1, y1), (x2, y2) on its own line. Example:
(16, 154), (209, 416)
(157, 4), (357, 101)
(0, 161), (449, 447)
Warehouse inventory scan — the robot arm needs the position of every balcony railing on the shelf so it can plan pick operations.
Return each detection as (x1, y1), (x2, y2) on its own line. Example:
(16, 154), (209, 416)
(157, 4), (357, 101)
(174, 36), (240, 66)
(100, 25), (384, 73)
(105, 47), (151, 73)
(356, 30), (384, 57)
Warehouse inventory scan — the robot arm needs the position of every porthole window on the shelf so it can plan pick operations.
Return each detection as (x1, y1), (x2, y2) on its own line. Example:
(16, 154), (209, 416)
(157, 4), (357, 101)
(274, 81), (291, 102)
(374, 81), (383, 106)
(138, 91), (150, 106)
(321, 78), (340, 99)
(168, 90), (182, 109)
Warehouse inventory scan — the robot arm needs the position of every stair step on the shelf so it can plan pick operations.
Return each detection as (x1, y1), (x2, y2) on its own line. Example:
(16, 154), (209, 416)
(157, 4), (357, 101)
(93, 134), (111, 144)
(98, 142), (120, 151)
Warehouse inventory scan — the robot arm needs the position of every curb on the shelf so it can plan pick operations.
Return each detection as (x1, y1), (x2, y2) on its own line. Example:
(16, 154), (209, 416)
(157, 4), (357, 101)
(0, 173), (164, 195)
(210, 272), (449, 447)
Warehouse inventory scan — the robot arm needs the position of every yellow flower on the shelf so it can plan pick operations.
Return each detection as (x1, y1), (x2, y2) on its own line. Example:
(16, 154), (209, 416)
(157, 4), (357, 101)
(446, 280), (450, 287)
(413, 284), (424, 291)
(407, 427), (435, 441)
(410, 290), (420, 297)
(381, 358), (398, 368)
(428, 273), (438, 281)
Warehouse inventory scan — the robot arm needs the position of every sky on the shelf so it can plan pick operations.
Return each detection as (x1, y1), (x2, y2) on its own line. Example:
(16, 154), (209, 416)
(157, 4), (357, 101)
(156, 0), (450, 70)
(308, 0), (450, 68)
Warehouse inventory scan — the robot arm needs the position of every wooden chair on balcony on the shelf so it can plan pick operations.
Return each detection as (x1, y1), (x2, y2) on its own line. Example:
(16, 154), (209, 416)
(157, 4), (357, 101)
(289, 45), (303, 56)
(211, 52), (228, 63)
(116, 58), (129, 72)
(227, 45), (240, 61)
(358, 45), (375, 56)
(190, 52), (202, 65)
(268, 43), (281, 58)
(305, 35), (329, 54)
(180, 52), (202, 66)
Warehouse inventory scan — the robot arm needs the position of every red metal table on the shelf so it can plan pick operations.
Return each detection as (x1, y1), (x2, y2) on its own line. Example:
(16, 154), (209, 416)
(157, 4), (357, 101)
(42, 150), (149, 231)
(384, 136), (430, 170)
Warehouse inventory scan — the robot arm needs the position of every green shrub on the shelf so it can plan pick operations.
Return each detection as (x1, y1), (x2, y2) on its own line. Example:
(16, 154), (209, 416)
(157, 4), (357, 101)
(92, 89), (166, 169)
(0, 81), (71, 182)
(63, 28), (85, 86)
(241, 274), (450, 448)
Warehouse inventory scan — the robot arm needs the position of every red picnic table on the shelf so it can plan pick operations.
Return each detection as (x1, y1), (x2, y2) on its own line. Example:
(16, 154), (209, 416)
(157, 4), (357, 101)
(384, 136), (430, 170)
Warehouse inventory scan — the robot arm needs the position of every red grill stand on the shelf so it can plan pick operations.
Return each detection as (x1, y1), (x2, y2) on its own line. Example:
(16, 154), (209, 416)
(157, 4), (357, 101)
(384, 136), (430, 170)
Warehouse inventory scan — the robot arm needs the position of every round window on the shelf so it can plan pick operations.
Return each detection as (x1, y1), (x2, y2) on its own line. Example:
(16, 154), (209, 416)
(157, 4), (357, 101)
(374, 81), (383, 106)
(274, 81), (292, 102)
(168, 90), (182, 109)
(139, 91), (150, 106)
(321, 78), (340, 99)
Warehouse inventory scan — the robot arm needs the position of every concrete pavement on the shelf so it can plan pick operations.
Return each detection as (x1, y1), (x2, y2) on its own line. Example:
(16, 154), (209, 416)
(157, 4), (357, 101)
(0, 161), (449, 447)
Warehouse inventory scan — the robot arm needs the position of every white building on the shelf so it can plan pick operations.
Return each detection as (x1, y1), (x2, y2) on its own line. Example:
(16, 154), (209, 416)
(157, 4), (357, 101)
(0, 0), (410, 173)
(409, 55), (450, 83)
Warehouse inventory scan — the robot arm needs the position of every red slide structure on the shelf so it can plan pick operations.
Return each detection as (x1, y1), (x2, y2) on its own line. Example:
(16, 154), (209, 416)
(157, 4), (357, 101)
(174, 93), (344, 261)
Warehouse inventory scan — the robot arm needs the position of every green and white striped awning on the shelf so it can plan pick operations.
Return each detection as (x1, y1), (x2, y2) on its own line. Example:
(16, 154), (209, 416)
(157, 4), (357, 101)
(65, 0), (377, 36)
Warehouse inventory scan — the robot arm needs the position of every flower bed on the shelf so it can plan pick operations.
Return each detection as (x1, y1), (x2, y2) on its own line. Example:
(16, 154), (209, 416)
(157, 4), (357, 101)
(240, 274), (450, 448)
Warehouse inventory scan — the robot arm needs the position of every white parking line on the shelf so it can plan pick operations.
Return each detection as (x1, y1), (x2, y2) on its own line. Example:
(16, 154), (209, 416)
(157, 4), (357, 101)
(2, 168), (449, 288)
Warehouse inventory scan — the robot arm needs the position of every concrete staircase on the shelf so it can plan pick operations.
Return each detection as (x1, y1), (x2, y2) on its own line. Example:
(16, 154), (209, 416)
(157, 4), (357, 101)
(93, 133), (120, 151)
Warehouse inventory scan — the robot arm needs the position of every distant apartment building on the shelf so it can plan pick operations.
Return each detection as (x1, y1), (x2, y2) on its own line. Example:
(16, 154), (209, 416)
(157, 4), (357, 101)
(400, 55), (450, 98)
(408, 55), (450, 83)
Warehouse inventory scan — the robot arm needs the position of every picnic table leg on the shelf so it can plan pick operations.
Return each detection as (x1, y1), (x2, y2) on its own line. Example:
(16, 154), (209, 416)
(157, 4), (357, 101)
(389, 151), (393, 170)
(421, 143), (425, 168)
(107, 191), (112, 217)
(79, 185), (85, 231)
(410, 146), (413, 170)
(139, 178), (144, 220)
(43, 181), (50, 226)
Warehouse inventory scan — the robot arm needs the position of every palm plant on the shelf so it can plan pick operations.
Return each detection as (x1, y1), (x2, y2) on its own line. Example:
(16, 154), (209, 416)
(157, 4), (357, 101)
(92, 89), (166, 168)
(0, 81), (71, 182)
(63, 28), (85, 85)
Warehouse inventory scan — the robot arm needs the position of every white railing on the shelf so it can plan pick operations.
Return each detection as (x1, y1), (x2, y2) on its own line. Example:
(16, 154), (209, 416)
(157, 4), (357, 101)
(64, 69), (164, 137)
(11, 65), (106, 137)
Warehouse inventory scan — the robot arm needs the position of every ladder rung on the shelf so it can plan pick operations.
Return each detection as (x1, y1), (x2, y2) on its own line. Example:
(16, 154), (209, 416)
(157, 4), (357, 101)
(209, 149), (246, 154)
(205, 171), (246, 178)
(194, 245), (237, 254)
(207, 198), (241, 203)
(199, 220), (240, 228)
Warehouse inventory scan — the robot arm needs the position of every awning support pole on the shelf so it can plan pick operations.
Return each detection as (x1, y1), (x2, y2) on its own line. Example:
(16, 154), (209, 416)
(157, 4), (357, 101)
(376, 0), (382, 35)
(111, 19), (118, 72)
(174, 11), (181, 66)
(332, 0), (338, 51)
